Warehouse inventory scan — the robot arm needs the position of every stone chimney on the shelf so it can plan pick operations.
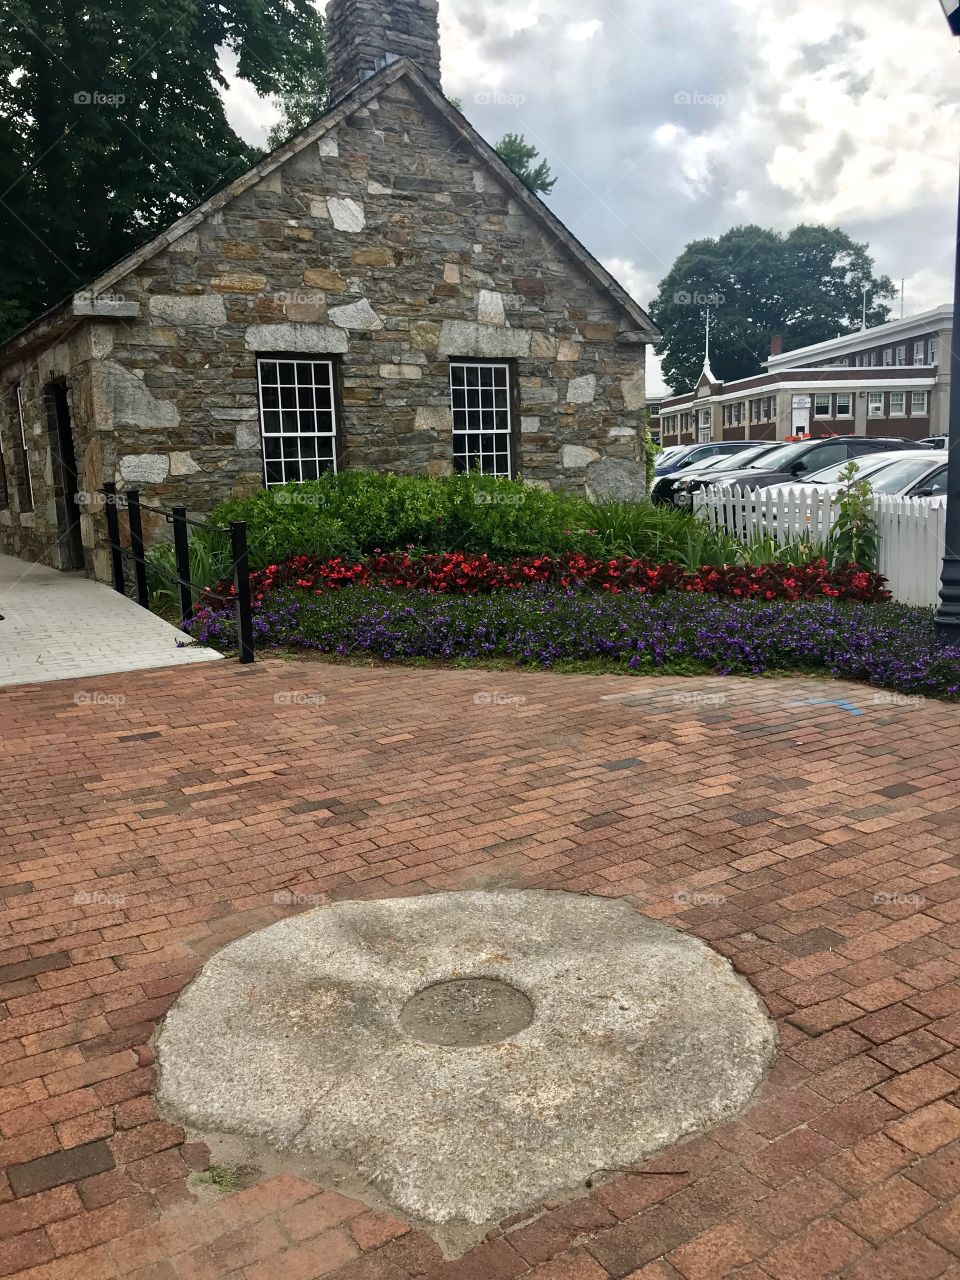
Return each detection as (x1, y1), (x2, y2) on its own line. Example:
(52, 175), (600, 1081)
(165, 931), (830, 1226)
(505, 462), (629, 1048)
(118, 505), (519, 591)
(325, 0), (442, 102)
(769, 334), (783, 357)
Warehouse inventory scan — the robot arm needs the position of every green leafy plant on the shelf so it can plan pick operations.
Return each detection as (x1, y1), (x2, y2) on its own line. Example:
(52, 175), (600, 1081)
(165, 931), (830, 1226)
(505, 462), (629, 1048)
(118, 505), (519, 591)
(828, 461), (879, 570)
(145, 537), (231, 612)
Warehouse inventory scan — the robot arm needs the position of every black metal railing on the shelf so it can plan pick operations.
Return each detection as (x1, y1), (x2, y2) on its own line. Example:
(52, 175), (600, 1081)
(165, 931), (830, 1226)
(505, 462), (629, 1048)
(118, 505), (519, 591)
(101, 483), (255, 664)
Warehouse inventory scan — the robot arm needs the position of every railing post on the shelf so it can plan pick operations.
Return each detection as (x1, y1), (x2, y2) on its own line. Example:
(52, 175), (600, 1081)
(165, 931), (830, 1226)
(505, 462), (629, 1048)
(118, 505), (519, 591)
(102, 483), (125, 595)
(171, 507), (193, 627)
(127, 489), (149, 608)
(230, 521), (255, 664)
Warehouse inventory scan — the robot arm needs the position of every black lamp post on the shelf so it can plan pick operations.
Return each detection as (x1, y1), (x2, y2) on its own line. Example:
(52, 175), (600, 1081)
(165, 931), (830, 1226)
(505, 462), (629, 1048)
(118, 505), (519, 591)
(936, 0), (960, 635)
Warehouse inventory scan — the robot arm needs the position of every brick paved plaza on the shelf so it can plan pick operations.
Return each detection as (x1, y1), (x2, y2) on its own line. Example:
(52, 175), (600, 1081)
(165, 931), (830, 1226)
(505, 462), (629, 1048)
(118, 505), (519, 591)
(4, 659), (960, 1278)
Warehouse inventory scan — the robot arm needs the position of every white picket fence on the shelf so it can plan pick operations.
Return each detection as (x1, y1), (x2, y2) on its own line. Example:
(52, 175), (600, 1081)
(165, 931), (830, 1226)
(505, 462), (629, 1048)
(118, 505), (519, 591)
(694, 485), (947, 607)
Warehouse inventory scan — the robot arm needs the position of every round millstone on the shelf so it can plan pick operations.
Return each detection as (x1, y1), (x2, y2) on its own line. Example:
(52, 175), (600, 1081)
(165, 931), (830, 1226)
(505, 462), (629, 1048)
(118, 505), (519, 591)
(399, 977), (534, 1046)
(155, 890), (776, 1245)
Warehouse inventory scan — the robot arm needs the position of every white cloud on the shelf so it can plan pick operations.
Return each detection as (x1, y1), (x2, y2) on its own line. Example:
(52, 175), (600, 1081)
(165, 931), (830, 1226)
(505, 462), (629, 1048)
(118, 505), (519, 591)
(566, 19), (602, 42)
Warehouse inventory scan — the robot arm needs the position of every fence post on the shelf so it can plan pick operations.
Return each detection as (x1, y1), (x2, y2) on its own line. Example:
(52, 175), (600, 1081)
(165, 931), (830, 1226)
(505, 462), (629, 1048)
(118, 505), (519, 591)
(230, 521), (255, 664)
(171, 507), (193, 627)
(102, 482), (125, 595)
(126, 490), (149, 608)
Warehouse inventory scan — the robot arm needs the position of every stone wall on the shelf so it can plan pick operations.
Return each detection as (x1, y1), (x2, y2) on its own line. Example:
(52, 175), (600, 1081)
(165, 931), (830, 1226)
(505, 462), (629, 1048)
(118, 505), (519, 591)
(0, 73), (648, 580)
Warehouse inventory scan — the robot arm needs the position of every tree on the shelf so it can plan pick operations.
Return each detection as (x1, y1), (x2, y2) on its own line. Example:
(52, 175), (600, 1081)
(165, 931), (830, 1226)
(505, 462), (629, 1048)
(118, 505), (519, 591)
(648, 224), (896, 392)
(0, 0), (326, 341)
(494, 133), (556, 196)
(266, 56), (328, 150)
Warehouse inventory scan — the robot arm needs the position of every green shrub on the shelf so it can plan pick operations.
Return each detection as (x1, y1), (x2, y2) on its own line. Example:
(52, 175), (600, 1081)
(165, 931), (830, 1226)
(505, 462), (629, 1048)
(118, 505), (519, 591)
(200, 470), (746, 570)
(145, 537), (232, 612)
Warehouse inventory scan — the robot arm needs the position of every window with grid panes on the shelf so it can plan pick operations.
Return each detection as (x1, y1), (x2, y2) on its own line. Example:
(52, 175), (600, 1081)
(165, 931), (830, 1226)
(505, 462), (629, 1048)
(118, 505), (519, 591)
(449, 362), (512, 477)
(257, 359), (338, 485)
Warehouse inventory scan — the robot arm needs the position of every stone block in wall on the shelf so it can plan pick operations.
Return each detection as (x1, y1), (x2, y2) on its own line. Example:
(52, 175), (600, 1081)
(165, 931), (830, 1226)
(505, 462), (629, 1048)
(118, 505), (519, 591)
(620, 370), (645, 412)
(437, 321), (531, 358)
(148, 295), (227, 325)
(244, 324), (349, 352)
(329, 299), (384, 330)
(584, 457), (648, 503)
(562, 445), (601, 469)
(95, 362), (180, 430)
(119, 454), (170, 483)
(567, 374), (597, 404)
(327, 198), (366, 232)
(303, 267), (348, 291)
(477, 290), (506, 326)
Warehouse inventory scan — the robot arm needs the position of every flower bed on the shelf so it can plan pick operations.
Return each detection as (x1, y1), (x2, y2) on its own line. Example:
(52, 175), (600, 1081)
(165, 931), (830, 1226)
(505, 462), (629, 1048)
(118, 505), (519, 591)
(220, 552), (891, 606)
(184, 586), (960, 700)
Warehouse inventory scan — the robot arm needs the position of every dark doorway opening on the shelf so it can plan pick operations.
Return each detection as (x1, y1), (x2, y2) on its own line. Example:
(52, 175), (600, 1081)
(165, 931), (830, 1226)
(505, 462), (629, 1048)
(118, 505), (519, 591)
(48, 382), (84, 570)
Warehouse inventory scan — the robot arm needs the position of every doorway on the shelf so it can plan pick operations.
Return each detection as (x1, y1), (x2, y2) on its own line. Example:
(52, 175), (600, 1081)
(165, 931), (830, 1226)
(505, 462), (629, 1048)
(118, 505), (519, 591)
(47, 382), (84, 570)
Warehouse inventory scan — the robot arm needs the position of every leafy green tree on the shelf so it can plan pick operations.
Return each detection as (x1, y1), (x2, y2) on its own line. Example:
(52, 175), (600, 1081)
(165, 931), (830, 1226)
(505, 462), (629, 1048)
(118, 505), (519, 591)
(494, 133), (556, 196)
(266, 56), (328, 150)
(0, 0), (326, 340)
(649, 224), (895, 392)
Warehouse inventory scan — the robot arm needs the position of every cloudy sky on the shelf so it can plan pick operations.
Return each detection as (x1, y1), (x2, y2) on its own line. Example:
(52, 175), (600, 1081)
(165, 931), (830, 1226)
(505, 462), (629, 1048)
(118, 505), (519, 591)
(223, 0), (960, 395)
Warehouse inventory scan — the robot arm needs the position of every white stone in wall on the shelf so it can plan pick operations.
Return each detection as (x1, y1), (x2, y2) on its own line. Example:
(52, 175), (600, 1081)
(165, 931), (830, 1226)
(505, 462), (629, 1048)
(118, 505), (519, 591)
(620, 371), (645, 412)
(478, 289), (506, 326)
(414, 406), (452, 435)
(444, 263), (461, 285)
(309, 197), (331, 220)
(119, 454), (170, 484)
(148, 295), (226, 325)
(244, 324), (349, 353)
(235, 423), (261, 450)
(328, 299), (384, 330)
(521, 416), (541, 434)
(567, 374), (597, 404)
(562, 445), (600, 469)
(261, 172), (282, 193)
(557, 339), (582, 362)
(437, 320), (531, 358)
(327, 197), (366, 232)
(169, 452), (202, 476)
(98, 362), (180, 430)
(317, 135), (339, 157)
(368, 180), (392, 195)
(379, 364), (422, 379)
(473, 170), (486, 193)
(608, 426), (637, 439)
(169, 232), (199, 253)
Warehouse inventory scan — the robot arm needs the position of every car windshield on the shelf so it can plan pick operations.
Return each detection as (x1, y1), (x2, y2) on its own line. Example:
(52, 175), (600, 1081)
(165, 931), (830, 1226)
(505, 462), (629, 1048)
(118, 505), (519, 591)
(805, 453), (908, 484)
(870, 458), (943, 494)
(709, 446), (775, 471)
(744, 442), (811, 471)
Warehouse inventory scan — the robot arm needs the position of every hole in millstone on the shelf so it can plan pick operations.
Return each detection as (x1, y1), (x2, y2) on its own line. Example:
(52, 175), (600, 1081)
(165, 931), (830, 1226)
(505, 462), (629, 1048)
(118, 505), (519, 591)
(399, 977), (534, 1047)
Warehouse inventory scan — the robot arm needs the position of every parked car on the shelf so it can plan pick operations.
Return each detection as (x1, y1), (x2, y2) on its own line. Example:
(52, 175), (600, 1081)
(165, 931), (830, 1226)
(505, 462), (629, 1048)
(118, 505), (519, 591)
(920, 436), (947, 449)
(760, 450), (931, 502)
(651, 439), (757, 496)
(708, 436), (918, 494)
(669, 445), (783, 509)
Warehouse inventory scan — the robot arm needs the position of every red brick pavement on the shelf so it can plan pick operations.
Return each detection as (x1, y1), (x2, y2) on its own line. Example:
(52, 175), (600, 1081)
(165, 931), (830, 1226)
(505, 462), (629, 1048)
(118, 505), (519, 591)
(3, 659), (960, 1278)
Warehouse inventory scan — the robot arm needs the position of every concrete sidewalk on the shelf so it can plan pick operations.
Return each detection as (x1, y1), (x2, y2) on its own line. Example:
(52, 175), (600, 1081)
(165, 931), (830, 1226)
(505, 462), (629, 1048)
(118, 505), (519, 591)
(0, 553), (222, 688)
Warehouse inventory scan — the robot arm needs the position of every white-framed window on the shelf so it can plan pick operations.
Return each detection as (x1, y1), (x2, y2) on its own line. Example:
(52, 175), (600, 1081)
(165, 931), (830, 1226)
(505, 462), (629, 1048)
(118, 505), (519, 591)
(257, 357), (339, 486)
(914, 341), (925, 365)
(767, 395), (777, 420)
(882, 348), (893, 366)
(734, 401), (744, 425)
(911, 391), (929, 416)
(650, 429), (661, 445)
(889, 391), (906, 417)
(835, 393), (853, 417)
(868, 392), (884, 417)
(814, 394), (831, 418)
(13, 384), (33, 513)
(450, 361), (513, 477)
(896, 345), (906, 366)
(698, 424), (711, 442)
(722, 404), (732, 427)
(929, 337), (940, 365)
(869, 351), (880, 367)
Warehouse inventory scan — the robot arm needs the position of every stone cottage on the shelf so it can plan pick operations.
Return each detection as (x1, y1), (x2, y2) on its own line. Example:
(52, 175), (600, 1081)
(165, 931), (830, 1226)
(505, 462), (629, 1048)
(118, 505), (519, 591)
(0, 0), (658, 580)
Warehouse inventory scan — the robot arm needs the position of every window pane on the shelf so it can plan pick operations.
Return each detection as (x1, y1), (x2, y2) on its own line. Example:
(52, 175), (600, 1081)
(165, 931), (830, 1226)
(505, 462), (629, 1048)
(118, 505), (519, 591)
(449, 362), (512, 477)
(257, 358), (338, 485)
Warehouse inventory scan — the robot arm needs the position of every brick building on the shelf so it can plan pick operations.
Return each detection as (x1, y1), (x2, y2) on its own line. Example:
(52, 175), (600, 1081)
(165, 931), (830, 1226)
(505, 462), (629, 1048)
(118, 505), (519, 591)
(658, 305), (950, 448)
(0, 0), (657, 580)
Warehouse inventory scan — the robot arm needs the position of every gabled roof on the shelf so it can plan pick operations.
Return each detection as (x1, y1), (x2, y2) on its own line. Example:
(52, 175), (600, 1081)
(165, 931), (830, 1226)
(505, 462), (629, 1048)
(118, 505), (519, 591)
(0, 59), (658, 364)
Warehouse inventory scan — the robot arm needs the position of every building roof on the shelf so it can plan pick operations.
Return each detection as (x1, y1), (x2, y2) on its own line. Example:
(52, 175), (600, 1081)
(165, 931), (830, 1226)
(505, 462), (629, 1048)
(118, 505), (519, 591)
(764, 304), (951, 372)
(0, 59), (659, 367)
